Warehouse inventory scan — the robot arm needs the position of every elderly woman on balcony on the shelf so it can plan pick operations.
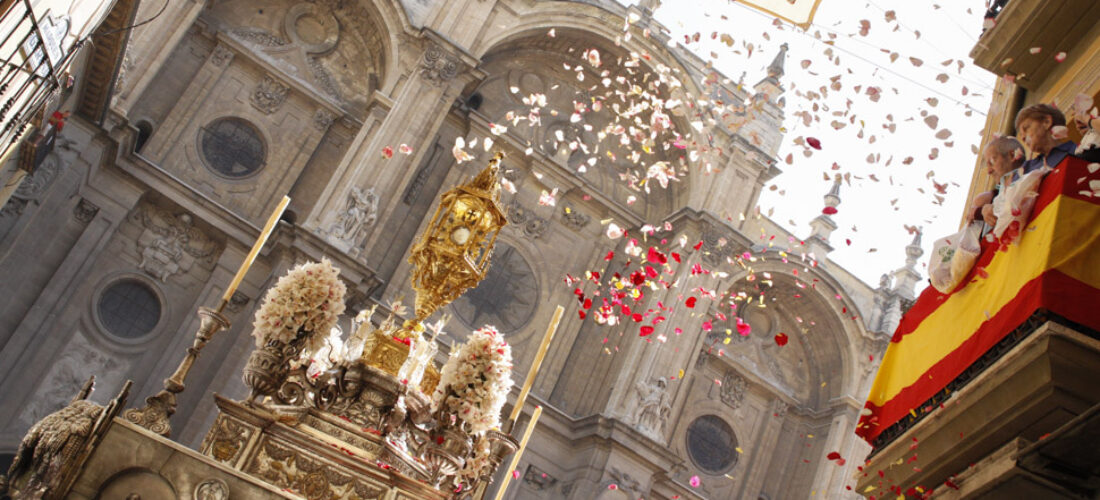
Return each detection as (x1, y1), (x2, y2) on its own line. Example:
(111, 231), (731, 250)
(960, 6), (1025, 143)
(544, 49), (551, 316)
(967, 136), (1026, 228)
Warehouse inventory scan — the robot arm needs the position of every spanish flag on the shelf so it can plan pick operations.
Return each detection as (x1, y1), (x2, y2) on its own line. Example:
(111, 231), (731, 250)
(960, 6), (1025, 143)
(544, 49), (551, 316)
(857, 157), (1100, 444)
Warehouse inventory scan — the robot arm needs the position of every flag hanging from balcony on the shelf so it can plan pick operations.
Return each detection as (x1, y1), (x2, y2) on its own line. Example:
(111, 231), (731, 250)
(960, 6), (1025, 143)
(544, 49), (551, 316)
(736, 0), (823, 29)
(857, 157), (1100, 446)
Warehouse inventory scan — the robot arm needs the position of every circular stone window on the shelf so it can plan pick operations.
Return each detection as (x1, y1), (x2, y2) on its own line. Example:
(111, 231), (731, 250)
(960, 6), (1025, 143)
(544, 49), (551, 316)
(97, 280), (162, 339)
(199, 118), (265, 178)
(452, 243), (538, 333)
(686, 415), (739, 474)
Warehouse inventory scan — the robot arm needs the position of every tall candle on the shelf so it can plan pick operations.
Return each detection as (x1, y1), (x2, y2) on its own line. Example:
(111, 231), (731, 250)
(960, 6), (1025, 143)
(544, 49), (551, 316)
(508, 305), (563, 423)
(222, 195), (290, 304)
(493, 405), (542, 500)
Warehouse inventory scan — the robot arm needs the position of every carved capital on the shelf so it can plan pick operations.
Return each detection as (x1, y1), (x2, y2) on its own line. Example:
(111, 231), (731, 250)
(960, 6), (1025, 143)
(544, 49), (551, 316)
(210, 44), (234, 67)
(420, 44), (461, 87)
(312, 108), (335, 131)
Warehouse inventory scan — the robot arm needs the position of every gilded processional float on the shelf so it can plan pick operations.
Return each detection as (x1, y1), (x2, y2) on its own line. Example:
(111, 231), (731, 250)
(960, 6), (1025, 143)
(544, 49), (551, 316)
(0, 153), (560, 500)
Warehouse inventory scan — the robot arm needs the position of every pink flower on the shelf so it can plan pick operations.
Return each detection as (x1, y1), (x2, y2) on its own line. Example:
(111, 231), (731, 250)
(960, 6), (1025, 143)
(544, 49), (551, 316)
(689, 475), (701, 488)
(381, 146), (394, 159)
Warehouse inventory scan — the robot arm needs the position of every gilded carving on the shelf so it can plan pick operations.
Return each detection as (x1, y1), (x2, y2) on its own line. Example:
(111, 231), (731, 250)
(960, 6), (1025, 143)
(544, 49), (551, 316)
(250, 75), (290, 115)
(200, 414), (251, 465)
(248, 438), (388, 499)
(135, 205), (221, 282)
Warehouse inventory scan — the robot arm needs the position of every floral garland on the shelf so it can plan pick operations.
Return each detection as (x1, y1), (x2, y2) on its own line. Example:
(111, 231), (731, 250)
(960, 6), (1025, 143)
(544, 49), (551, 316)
(252, 259), (347, 353)
(432, 326), (514, 434)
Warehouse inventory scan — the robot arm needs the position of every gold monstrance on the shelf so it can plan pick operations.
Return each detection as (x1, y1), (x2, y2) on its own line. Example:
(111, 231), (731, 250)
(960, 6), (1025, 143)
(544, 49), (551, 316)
(361, 153), (507, 376)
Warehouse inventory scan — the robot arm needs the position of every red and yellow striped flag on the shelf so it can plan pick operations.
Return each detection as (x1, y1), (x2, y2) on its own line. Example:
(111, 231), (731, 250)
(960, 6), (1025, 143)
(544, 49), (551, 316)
(858, 157), (1100, 444)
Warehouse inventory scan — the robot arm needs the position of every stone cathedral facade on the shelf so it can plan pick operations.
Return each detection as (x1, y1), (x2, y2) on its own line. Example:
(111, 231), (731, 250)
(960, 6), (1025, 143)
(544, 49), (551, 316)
(0, 0), (918, 498)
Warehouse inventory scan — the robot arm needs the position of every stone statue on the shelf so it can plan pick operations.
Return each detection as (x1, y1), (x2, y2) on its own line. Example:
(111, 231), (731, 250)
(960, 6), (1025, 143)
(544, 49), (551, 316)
(633, 377), (671, 436)
(2, 393), (103, 498)
(327, 186), (379, 246)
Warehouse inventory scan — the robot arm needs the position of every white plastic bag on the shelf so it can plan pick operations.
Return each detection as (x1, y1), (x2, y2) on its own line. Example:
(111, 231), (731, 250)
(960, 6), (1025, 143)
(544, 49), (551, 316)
(992, 166), (1049, 243)
(929, 222), (983, 293)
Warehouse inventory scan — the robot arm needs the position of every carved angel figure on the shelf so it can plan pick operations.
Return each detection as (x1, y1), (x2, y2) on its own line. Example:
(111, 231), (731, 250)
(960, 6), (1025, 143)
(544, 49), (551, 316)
(327, 186), (379, 245)
(3, 399), (103, 498)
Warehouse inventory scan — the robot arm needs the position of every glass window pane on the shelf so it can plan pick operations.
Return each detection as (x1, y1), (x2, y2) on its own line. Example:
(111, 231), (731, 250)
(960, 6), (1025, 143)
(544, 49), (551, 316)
(97, 280), (161, 339)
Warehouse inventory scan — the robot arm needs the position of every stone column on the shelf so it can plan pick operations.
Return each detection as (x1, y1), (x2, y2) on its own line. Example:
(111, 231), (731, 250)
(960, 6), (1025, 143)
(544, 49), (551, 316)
(425, 0), (499, 50)
(114, 0), (206, 111)
(306, 40), (480, 259)
(738, 398), (788, 498)
(810, 408), (860, 497)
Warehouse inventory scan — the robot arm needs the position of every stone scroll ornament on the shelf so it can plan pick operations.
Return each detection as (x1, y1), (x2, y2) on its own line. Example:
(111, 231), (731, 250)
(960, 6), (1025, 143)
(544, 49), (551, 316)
(242, 259), (346, 402)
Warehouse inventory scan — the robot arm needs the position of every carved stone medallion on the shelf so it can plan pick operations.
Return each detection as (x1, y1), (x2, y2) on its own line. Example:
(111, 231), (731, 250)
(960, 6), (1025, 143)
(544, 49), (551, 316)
(250, 75), (290, 115)
(720, 371), (747, 409)
(193, 478), (229, 500)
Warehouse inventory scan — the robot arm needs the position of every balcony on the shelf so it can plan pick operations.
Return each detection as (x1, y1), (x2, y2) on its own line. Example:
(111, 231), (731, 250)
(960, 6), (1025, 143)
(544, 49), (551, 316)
(855, 157), (1100, 498)
(969, 0), (1100, 90)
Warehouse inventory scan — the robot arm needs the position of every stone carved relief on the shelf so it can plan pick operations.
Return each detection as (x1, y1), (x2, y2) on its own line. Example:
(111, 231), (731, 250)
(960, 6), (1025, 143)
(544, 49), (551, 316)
(250, 75), (290, 115)
(325, 186), (378, 247)
(699, 224), (733, 267)
(560, 204), (590, 230)
(420, 44), (459, 86)
(505, 201), (548, 239)
(13, 332), (126, 431)
(200, 414), (252, 465)
(631, 377), (671, 437)
(228, 28), (288, 47)
(720, 371), (747, 409)
(135, 205), (221, 282)
(284, 3), (340, 54)
(313, 108), (335, 131)
(0, 152), (60, 219)
(523, 464), (559, 490)
(607, 467), (641, 495)
(307, 56), (343, 101)
(226, 291), (250, 314)
(193, 478), (229, 500)
(210, 45), (234, 67)
(771, 399), (789, 418)
(248, 438), (387, 499)
(73, 198), (98, 223)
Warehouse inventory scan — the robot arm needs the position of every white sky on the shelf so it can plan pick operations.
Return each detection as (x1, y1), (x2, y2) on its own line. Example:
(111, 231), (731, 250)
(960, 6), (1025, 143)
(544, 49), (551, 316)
(626, 0), (996, 288)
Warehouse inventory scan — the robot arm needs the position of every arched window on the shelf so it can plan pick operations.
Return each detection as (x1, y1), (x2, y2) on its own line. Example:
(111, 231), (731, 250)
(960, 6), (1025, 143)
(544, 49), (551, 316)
(135, 120), (153, 153)
(199, 117), (266, 178)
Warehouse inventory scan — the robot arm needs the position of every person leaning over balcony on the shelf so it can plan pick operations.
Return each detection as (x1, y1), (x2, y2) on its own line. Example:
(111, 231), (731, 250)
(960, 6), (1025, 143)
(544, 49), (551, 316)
(1016, 103), (1078, 173)
(967, 136), (1026, 229)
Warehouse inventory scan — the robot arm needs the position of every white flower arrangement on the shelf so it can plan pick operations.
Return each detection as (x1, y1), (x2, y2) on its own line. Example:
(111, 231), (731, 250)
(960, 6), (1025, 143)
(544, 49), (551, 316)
(252, 259), (347, 353)
(432, 326), (514, 434)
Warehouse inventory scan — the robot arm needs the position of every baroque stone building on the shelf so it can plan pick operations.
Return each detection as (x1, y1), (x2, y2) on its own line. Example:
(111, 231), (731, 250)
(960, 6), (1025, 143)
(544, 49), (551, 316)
(0, 0), (914, 498)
